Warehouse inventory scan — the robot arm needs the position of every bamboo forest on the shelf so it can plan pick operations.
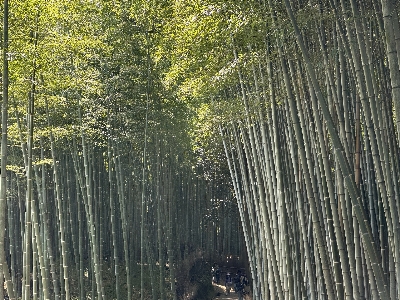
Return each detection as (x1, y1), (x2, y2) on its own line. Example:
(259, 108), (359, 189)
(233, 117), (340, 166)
(2, 0), (400, 300)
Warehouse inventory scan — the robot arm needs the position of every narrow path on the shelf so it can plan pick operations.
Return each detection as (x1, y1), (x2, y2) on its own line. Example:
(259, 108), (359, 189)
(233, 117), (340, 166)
(213, 282), (237, 300)
(212, 266), (250, 299)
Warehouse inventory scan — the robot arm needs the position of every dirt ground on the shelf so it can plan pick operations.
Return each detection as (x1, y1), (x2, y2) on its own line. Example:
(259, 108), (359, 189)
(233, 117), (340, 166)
(212, 282), (251, 300)
(212, 282), (236, 300)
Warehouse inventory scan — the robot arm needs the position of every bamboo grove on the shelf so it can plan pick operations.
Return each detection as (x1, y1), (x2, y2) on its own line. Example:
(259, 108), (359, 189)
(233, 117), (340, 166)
(1, 0), (400, 300)
(0, 0), (245, 299)
(208, 0), (400, 299)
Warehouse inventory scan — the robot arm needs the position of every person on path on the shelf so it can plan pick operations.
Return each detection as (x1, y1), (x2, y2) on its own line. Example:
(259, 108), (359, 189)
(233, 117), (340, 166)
(215, 264), (221, 284)
(225, 272), (233, 295)
(211, 265), (215, 283)
(212, 263), (221, 284)
(234, 270), (248, 300)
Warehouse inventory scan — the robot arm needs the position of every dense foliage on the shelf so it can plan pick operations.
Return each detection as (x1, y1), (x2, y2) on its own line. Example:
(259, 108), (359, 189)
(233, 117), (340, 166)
(1, 0), (400, 300)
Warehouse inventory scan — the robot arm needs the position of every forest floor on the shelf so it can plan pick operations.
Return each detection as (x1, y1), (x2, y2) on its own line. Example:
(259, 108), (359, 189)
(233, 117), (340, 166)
(211, 265), (251, 300)
(212, 282), (237, 300)
(212, 282), (251, 300)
